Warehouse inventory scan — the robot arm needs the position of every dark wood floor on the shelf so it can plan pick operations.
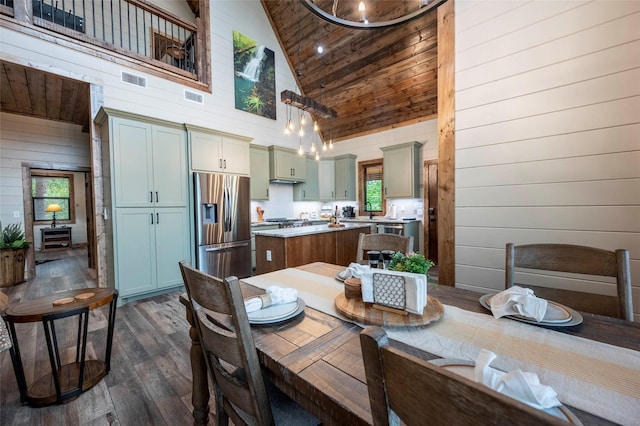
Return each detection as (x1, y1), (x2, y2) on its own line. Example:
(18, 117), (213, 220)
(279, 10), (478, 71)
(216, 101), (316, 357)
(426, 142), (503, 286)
(0, 247), (214, 425)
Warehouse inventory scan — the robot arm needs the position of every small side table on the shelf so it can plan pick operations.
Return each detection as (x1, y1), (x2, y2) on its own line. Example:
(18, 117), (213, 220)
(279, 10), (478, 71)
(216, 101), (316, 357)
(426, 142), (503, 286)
(5, 288), (117, 406)
(40, 227), (72, 252)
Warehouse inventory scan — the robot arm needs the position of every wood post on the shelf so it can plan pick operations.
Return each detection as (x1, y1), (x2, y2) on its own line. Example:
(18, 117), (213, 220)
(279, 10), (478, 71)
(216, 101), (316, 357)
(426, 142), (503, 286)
(437, 0), (455, 286)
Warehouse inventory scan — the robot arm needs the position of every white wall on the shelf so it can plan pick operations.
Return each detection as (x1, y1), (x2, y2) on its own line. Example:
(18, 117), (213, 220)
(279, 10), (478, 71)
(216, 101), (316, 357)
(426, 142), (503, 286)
(454, 0), (640, 320)
(0, 113), (90, 247)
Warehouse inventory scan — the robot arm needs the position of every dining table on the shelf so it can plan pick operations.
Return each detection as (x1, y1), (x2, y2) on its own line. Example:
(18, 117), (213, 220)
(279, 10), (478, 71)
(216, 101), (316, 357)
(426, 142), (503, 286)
(179, 262), (640, 426)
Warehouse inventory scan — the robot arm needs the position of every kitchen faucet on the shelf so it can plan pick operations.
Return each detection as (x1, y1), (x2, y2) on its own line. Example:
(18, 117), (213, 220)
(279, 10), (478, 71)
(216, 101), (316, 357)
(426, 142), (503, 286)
(366, 201), (373, 219)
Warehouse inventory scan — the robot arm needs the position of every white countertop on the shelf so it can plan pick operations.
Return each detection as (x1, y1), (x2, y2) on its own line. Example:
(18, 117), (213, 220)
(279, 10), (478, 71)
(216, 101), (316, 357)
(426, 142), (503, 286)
(341, 217), (420, 224)
(252, 223), (370, 238)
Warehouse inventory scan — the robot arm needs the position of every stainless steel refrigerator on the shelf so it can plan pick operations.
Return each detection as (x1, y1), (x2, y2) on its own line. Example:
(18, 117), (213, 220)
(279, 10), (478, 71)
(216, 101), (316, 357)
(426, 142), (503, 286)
(194, 172), (251, 279)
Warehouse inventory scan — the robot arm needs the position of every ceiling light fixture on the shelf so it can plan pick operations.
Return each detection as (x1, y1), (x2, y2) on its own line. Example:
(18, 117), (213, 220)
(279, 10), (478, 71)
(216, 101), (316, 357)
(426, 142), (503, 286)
(300, 0), (447, 29)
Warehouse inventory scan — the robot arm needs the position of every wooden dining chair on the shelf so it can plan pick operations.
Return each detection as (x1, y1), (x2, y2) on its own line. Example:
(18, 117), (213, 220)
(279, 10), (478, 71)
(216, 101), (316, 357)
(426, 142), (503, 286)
(178, 261), (319, 426)
(360, 327), (566, 426)
(356, 233), (414, 264)
(505, 243), (633, 321)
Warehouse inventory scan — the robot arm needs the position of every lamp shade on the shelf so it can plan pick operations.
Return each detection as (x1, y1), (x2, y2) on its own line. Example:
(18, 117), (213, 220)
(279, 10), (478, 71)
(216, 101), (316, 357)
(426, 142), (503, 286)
(45, 204), (63, 213)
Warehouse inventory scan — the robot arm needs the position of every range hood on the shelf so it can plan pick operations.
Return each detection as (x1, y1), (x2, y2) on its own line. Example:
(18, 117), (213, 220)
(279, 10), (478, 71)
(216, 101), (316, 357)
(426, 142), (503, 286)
(269, 178), (301, 184)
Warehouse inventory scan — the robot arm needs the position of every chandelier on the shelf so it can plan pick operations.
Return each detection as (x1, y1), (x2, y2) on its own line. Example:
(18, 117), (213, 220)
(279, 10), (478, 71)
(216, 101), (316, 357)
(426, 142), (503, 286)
(281, 87), (336, 159)
(300, 0), (447, 30)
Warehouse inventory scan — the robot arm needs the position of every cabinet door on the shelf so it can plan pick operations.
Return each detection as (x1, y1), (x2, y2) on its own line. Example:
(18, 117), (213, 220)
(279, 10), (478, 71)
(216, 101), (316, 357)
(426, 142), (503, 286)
(115, 209), (156, 296)
(272, 148), (294, 180)
(382, 142), (422, 198)
(153, 125), (187, 207)
(294, 157), (318, 200)
(318, 159), (335, 200)
(291, 153), (307, 181)
(112, 118), (153, 207)
(222, 137), (250, 175)
(383, 146), (411, 198)
(191, 130), (223, 172)
(155, 207), (191, 289)
(250, 146), (270, 200)
(335, 156), (356, 200)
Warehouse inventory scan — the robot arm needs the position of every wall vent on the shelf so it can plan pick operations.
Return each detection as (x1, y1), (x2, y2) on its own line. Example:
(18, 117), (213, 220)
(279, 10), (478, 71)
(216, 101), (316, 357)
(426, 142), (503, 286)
(121, 71), (147, 88)
(184, 90), (204, 104)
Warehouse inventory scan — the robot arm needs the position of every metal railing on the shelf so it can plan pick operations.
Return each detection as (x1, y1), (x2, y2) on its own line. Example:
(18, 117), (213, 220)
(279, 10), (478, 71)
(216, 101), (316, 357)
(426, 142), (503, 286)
(2, 0), (198, 76)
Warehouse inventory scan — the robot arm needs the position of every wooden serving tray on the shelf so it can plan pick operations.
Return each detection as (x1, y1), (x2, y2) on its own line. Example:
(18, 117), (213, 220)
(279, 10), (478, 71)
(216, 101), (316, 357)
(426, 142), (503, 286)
(334, 293), (444, 327)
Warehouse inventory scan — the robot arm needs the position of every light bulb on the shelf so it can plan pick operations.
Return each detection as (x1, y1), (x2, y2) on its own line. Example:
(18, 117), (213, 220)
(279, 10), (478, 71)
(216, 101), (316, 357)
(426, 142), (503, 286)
(284, 123), (290, 135)
(329, 139), (334, 149)
(300, 114), (307, 126)
(315, 151), (320, 161)
(358, 1), (367, 22)
(299, 127), (304, 137)
(322, 142), (328, 151)
(311, 143), (316, 152)
(298, 143), (304, 155)
(313, 121), (319, 132)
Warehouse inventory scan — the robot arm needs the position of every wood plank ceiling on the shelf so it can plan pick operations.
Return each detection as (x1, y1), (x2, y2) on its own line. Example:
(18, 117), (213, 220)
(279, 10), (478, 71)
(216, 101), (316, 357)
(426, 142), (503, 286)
(0, 60), (90, 131)
(261, 0), (440, 142)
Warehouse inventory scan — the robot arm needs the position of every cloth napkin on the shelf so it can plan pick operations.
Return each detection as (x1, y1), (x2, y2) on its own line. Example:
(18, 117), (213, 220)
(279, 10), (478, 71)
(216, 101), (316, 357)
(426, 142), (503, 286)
(489, 286), (548, 322)
(244, 286), (298, 313)
(474, 349), (561, 410)
(360, 269), (427, 315)
(338, 263), (372, 279)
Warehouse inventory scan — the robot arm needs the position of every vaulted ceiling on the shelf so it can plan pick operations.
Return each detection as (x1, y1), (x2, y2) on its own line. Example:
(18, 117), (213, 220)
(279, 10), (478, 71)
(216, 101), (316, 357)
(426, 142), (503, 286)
(0, 1), (440, 142)
(261, 0), (440, 142)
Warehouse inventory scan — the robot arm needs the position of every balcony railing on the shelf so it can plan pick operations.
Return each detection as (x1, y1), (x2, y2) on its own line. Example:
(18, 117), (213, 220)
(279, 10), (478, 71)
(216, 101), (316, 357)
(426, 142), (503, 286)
(1, 0), (200, 79)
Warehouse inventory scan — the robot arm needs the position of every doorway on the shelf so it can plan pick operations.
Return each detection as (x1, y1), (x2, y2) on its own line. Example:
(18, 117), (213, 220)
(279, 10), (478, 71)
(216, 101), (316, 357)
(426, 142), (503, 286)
(22, 164), (94, 279)
(423, 160), (438, 264)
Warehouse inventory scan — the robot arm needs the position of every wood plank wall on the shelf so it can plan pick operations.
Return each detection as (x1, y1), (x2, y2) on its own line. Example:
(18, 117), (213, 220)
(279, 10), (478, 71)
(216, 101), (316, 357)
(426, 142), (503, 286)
(454, 0), (640, 320)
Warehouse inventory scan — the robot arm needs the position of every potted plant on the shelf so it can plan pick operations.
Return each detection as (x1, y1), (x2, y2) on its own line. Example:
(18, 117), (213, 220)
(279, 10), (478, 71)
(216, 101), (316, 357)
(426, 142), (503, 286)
(388, 252), (436, 284)
(0, 222), (31, 287)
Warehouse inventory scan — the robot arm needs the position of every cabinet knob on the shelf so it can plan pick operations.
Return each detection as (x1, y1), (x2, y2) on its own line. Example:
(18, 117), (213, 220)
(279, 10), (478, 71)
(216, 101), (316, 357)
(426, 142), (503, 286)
(155, 191), (159, 203)
(150, 192), (153, 203)
(224, 159), (227, 169)
(150, 213), (154, 224)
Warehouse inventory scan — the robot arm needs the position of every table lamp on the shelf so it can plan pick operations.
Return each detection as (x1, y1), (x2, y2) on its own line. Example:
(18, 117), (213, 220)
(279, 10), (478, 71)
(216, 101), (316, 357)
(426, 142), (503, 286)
(45, 203), (63, 228)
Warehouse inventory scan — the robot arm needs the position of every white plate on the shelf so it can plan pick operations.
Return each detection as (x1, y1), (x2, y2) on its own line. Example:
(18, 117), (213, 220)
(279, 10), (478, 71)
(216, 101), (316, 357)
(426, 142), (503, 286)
(335, 273), (346, 282)
(479, 294), (583, 327)
(429, 359), (583, 424)
(248, 298), (305, 324)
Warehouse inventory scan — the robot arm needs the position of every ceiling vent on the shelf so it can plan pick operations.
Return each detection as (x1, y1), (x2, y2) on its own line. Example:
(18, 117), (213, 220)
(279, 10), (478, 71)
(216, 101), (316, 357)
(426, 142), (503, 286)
(184, 90), (204, 104)
(121, 71), (147, 88)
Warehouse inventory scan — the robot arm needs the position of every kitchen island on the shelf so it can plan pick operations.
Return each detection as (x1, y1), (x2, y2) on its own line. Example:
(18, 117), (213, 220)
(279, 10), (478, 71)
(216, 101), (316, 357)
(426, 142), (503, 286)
(254, 223), (370, 274)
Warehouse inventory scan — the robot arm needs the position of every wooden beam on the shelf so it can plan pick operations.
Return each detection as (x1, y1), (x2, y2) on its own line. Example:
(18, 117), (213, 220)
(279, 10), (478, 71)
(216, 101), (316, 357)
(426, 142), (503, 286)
(281, 90), (337, 119)
(437, 0), (455, 286)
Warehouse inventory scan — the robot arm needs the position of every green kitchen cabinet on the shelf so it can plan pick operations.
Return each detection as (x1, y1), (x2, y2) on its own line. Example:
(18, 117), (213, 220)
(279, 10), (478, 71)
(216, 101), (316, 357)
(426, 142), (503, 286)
(250, 145), (270, 200)
(334, 154), (357, 200)
(187, 125), (251, 175)
(381, 142), (423, 198)
(269, 146), (306, 182)
(318, 158), (335, 201)
(294, 156), (319, 201)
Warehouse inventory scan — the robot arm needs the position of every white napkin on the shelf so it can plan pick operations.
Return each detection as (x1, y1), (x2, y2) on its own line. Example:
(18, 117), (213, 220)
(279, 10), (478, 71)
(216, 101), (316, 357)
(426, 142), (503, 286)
(338, 263), (372, 279)
(244, 286), (298, 313)
(490, 286), (548, 322)
(475, 349), (561, 410)
(360, 270), (427, 315)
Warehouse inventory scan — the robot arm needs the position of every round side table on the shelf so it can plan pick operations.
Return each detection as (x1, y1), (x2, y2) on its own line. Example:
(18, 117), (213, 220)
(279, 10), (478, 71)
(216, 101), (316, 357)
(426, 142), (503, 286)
(5, 288), (118, 406)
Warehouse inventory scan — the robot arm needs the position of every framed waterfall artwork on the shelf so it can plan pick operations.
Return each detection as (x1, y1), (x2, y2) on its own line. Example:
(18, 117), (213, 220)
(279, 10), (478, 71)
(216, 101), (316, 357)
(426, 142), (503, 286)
(233, 31), (276, 119)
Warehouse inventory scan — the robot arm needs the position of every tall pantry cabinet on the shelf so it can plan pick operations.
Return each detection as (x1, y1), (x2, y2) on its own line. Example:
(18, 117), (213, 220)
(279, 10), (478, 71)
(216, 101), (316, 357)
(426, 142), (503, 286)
(96, 108), (191, 301)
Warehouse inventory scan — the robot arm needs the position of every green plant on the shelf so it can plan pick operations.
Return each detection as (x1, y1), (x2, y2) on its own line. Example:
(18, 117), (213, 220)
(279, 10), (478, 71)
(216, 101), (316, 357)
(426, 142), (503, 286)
(0, 222), (31, 250)
(388, 252), (434, 274)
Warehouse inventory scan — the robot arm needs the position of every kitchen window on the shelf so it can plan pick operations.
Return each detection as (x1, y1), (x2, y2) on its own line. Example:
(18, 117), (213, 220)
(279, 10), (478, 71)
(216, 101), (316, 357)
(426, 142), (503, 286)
(358, 159), (386, 217)
(32, 172), (75, 224)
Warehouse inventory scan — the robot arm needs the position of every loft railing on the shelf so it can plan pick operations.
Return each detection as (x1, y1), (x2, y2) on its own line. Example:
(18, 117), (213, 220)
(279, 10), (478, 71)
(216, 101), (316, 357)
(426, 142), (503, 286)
(1, 0), (199, 78)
